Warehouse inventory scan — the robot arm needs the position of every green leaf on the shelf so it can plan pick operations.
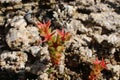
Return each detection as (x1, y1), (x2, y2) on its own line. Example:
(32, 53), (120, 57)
(47, 40), (53, 46)
(49, 47), (55, 53)
(46, 68), (55, 73)
(57, 46), (64, 52)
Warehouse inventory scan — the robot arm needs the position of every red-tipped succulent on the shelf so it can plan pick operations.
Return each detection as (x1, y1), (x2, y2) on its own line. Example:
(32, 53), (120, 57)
(93, 58), (101, 65)
(89, 58), (107, 80)
(37, 20), (51, 33)
(100, 58), (107, 69)
(42, 32), (55, 42)
(56, 28), (71, 42)
(36, 21), (71, 65)
(37, 20), (55, 42)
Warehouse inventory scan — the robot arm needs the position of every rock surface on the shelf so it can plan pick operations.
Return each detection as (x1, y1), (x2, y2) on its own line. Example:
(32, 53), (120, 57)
(89, 12), (120, 31)
(0, 0), (120, 80)
(0, 51), (27, 72)
(6, 16), (40, 50)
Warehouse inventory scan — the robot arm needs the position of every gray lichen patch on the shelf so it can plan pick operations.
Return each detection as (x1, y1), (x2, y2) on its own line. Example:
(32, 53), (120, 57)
(89, 12), (120, 31)
(0, 51), (27, 72)
(0, 0), (22, 3)
(5, 16), (40, 50)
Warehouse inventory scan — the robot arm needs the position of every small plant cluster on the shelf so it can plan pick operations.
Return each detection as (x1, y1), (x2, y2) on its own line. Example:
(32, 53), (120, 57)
(37, 20), (71, 65)
(89, 58), (107, 80)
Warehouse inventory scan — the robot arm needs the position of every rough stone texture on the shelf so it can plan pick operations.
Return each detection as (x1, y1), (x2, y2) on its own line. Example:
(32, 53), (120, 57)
(6, 27), (39, 50)
(0, 0), (120, 80)
(76, 0), (95, 6)
(0, 51), (27, 72)
(107, 33), (120, 47)
(26, 46), (50, 75)
(66, 19), (88, 34)
(89, 12), (120, 31)
(6, 16), (40, 50)
(29, 60), (49, 75)
(0, 0), (22, 3)
(38, 73), (49, 80)
(27, 46), (41, 57)
(88, 3), (113, 12)
(10, 16), (27, 29)
(38, 46), (50, 63)
(0, 16), (4, 26)
(112, 65), (120, 80)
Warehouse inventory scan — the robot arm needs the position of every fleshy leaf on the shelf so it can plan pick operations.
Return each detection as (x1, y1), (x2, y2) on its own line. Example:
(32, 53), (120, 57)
(56, 28), (71, 41)
(93, 58), (101, 65)
(37, 20), (52, 37)
(42, 32), (55, 42)
(51, 52), (61, 65)
(100, 58), (107, 69)
(57, 46), (64, 52)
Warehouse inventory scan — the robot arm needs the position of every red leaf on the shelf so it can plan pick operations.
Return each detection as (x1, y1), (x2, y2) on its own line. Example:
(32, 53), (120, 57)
(100, 58), (107, 69)
(93, 58), (107, 69)
(56, 28), (70, 41)
(37, 20), (51, 35)
(93, 58), (101, 65)
(42, 32), (55, 42)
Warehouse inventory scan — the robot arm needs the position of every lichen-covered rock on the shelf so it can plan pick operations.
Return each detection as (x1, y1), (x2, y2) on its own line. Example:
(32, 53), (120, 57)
(26, 26), (40, 43)
(27, 46), (41, 57)
(112, 65), (120, 80)
(58, 53), (65, 74)
(93, 34), (107, 43)
(5, 17), (40, 50)
(93, 33), (120, 47)
(76, 0), (95, 6)
(88, 3), (113, 12)
(6, 27), (39, 50)
(53, 3), (77, 27)
(104, 0), (120, 6)
(66, 35), (92, 55)
(0, 16), (4, 26)
(63, 4), (77, 17)
(66, 19), (88, 34)
(73, 13), (88, 21)
(0, 0), (120, 80)
(38, 73), (49, 80)
(89, 12), (120, 31)
(107, 33), (120, 47)
(26, 46), (50, 75)
(107, 64), (120, 80)
(0, 0), (22, 3)
(9, 16), (27, 29)
(38, 46), (50, 63)
(29, 60), (50, 75)
(65, 36), (82, 54)
(0, 51), (27, 72)
(24, 11), (35, 24)
(80, 47), (93, 58)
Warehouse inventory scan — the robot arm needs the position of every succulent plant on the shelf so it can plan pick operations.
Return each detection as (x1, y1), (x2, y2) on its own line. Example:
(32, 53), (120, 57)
(37, 20), (71, 65)
(89, 58), (108, 80)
